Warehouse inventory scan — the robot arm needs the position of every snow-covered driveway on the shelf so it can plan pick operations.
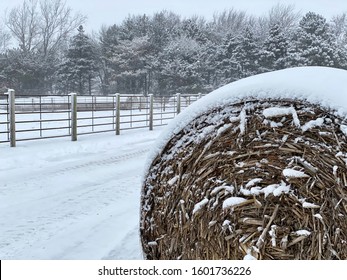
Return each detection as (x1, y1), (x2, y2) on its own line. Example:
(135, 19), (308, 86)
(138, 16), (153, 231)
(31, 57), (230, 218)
(0, 129), (162, 259)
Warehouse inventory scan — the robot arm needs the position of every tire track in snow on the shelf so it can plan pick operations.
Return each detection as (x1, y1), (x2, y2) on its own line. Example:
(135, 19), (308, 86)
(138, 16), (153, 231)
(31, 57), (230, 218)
(50, 148), (150, 176)
(0, 147), (149, 210)
(0, 130), (162, 259)
(3, 148), (150, 185)
(0, 153), (147, 259)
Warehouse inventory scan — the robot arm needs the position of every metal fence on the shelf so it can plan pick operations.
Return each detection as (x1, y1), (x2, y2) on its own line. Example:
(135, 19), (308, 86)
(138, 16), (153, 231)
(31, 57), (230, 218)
(0, 91), (202, 147)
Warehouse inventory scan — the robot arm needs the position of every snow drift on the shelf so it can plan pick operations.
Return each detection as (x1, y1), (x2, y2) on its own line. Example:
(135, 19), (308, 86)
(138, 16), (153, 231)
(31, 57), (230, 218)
(140, 67), (347, 260)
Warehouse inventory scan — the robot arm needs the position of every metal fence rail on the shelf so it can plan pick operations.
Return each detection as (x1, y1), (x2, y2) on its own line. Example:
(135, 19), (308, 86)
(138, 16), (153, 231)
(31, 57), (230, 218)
(0, 94), (9, 143)
(13, 95), (72, 142)
(76, 95), (117, 135)
(0, 91), (203, 147)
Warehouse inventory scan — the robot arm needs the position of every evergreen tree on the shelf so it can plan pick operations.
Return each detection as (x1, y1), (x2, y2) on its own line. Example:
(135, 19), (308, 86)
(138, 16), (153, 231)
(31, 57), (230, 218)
(180, 18), (208, 43)
(291, 12), (341, 67)
(198, 40), (221, 91)
(213, 34), (240, 86)
(234, 27), (260, 78)
(149, 11), (181, 50)
(259, 23), (289, 71)
(156, 36), (204, 95)
(98, 25), (120, 94)
(57, 25), (100, 95)
(109, 36), (154, 95)
(1, 49), (51, 94)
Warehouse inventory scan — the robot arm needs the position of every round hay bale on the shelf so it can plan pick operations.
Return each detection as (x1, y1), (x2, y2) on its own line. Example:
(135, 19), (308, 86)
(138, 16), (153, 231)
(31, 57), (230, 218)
(140, 67), (347, 260)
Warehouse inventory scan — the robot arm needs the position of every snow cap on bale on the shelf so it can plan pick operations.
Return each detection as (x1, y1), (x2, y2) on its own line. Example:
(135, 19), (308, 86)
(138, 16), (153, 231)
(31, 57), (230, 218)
(141, 66), (347, 260)
(145, 66), (347, 169)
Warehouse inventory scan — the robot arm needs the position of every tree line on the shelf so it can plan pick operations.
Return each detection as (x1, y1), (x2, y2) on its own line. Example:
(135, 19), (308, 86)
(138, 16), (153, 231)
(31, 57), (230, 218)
(1, 0), (347, 96)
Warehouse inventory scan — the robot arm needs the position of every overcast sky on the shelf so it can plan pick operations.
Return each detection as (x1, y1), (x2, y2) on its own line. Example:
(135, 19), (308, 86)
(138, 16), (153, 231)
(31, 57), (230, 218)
(1, 0), (347, 31)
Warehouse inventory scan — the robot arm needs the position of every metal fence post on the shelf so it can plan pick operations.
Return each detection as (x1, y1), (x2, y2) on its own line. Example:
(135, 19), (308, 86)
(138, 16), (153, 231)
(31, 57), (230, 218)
(149, 94), (154, 131)
(6, 89), (16, 147)
(70, 93), (77, 141)
(115, 93), (121, 135)
(176, 93), (181, 115)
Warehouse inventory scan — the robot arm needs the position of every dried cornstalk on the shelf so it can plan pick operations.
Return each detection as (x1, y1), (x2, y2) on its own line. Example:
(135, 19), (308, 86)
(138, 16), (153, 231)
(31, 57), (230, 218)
(140, 99), (347, 260)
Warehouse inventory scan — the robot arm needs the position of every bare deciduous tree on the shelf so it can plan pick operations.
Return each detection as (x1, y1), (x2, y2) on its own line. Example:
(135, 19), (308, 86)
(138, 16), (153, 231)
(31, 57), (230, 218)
(5, 0), (39, 53)
(267, 4), (301, 32)
(39, 0), (86, 57)
(331, 13), (347, 46)
(5, 0), (86, 56)
(212, 9), (248, 38)
(0, 21), (11, 53)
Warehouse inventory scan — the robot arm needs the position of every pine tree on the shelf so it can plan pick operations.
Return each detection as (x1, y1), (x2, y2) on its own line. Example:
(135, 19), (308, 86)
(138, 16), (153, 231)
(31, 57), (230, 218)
(180, 18), (208, 44)
(57, 25), (99, 95)
(99, 25), (120, 94)
(149, 11), (180, 50)
(156, 36), (204, 95)
(213, 33), (240, 86)
(234, 27), (260, 78)
(1, 49), (49, 94)
(109, 36), (154, 95)
(292, 12), (340, 67)
(259, 23), (289, 71)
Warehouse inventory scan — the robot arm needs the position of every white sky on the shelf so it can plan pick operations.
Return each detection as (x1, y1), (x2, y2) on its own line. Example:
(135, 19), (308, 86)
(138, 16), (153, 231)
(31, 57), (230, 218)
(1, 0), (347, 31)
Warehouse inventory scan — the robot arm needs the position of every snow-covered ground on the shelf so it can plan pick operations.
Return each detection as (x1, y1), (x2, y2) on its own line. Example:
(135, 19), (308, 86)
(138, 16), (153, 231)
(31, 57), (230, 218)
(0, 128), (163, 259)
(3, 67), (347, 261)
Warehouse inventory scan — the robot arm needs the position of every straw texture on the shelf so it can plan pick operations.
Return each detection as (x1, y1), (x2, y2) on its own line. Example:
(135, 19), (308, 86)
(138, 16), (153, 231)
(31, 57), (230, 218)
(140, 99), (347, 260)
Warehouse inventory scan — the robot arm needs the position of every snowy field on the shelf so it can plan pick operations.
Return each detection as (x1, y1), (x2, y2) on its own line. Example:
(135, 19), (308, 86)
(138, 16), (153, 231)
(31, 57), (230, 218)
(0, 128), (163, 259)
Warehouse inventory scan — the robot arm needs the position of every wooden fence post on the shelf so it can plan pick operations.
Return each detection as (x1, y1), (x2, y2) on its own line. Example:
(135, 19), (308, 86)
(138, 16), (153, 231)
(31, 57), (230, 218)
(115, 93), (121, 135)
(70, 93), (77, 141)
(176, 93), (181, 115)
(149, 94), (154, 131)
(6, 89), (16, 147)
